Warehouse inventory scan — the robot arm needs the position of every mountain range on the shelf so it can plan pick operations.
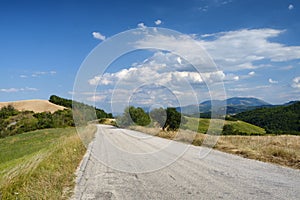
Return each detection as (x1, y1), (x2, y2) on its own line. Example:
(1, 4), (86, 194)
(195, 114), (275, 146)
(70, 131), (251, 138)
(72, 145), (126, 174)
(177, 97), (274, 116)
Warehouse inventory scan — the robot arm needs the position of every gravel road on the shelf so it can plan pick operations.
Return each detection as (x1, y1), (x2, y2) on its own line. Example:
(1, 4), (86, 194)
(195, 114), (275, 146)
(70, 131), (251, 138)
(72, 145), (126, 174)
(72, 125), (300, 200)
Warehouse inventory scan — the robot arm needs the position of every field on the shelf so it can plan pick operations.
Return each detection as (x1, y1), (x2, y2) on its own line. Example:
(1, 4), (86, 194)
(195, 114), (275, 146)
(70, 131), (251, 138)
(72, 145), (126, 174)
(0, 100), (66, 113)
(0, 126), (96, 199)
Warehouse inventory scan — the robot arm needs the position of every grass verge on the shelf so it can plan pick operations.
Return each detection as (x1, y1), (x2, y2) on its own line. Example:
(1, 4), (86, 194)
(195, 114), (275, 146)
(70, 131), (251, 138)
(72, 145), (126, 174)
(130, 126), (300, 170)
(0, 125), (96, 199)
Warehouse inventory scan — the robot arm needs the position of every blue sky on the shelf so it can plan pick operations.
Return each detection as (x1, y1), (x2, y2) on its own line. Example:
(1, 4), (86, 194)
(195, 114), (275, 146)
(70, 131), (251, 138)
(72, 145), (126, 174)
(0, 0), (300, 112)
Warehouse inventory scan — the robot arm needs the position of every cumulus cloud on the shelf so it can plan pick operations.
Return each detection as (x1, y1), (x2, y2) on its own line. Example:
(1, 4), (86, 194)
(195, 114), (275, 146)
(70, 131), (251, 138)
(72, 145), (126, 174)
(198, 29), (300, 71)
(155, 19), (162, 25)
(292, 77), (300, 89)
(88, 51), (233, 88)
(0, 87), (38, 93)
(92, 32), (106, 41)
(137, 22), (147, 29)
(135, 28), (300, 72)
(288, 4), (294, 10)
(269, 78), (278, 84)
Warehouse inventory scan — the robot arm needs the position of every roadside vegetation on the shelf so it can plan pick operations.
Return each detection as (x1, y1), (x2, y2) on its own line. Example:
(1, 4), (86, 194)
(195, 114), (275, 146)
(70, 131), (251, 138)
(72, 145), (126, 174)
(0, 126), (96, 199)
(0, 95), (107, 199)
(131, 126), (300, 169)
(122, 106), (299, 169)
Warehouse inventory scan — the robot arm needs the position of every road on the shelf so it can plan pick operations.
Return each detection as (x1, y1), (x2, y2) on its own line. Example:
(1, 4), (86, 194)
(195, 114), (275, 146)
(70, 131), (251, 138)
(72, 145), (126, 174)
(72, 125), (300, 200)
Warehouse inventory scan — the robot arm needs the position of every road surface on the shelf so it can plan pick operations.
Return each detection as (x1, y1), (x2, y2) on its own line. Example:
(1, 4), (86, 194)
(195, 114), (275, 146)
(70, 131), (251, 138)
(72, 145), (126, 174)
(72, 125), (300, 199)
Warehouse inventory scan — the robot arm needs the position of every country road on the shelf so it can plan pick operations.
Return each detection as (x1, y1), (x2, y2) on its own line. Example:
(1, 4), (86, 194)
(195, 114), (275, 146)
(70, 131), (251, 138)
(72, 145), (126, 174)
(72, 125), (300, 200)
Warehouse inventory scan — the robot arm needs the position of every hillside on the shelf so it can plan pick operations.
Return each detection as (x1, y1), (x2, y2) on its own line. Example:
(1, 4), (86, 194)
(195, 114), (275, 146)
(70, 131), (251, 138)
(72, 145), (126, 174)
(234, 101), (300, 134)
(49, 95), (113, 119)
(0, 100), (66, 113)
(178, 97), (272, 116)
(182, 117), (266, 135)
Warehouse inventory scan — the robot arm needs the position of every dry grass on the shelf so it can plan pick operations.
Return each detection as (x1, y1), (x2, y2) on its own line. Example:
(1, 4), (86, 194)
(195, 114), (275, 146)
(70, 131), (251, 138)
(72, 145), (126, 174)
(0, 125), (97, 199)
(0, 99), (66, 113)
(217, 135), (300, 169)
(130, 126), (300, 170)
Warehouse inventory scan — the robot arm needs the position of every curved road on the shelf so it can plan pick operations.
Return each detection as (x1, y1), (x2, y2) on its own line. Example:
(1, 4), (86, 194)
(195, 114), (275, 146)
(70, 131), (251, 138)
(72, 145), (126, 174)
(72, 125), (300, 199)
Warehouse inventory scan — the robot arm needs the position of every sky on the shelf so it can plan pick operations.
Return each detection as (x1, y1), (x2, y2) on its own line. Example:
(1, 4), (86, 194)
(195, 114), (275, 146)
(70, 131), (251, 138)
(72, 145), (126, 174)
(0, 0), (300, 113)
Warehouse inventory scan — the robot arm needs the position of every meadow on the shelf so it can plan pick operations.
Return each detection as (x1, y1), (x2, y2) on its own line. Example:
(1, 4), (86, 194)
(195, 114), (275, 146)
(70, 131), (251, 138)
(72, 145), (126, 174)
(0, 126), (96, 199)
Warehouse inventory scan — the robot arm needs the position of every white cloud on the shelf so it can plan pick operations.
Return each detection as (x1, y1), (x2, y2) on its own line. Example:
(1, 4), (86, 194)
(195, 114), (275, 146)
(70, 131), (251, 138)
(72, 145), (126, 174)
(155, 19), (162, 25)
(0, 87), (38, 93)
(198, 29), (300, 71)
(292, 77), (300, 89)
(92, 32), (106, 41)
(288, 4), (294, 10)
(86, 95), (106, 102)
(248, 71), (255, 76)
(88, 51), (233, 88)
(137, 22), (147, 29)
(20, 75), (27, 78)
(134, 28), (300, 72)
(29, 71), (57, 78)
(269, 78), (278, 84)
(177, 57), (182, 65)
(224, 73), (239, 81)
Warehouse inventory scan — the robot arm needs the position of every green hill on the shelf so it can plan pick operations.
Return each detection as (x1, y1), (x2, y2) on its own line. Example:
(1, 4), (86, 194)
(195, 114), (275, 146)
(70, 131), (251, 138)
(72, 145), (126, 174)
(182, 117), (266, 135)
(49, 95), (113, 119)
(234, 101), (300, 134)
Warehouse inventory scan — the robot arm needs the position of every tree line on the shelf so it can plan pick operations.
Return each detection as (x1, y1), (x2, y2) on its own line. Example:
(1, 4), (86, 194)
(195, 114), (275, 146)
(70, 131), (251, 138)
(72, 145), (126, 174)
(117, 106), (186, 131)
(49, 95), (113, 122)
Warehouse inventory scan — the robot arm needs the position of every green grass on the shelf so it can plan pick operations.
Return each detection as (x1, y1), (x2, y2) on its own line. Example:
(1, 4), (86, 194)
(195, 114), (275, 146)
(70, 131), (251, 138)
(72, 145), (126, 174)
(182, 117), (265, 135)
(0, 126), (96, 199)
(225, 120), (266, 135)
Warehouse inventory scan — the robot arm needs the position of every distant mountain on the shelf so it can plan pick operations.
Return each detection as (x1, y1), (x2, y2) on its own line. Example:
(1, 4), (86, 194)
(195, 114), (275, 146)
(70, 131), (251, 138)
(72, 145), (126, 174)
(178, 97), (272, 116)
(227, 97), (270, 106)
(284, 101), (300, 106)
(234, 101), (300, 134)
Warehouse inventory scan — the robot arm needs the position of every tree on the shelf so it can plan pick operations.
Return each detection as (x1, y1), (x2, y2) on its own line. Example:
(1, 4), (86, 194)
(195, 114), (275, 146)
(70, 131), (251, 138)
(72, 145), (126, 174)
(129, 107), (151, 126)
(164, 107), (187, 131)
(150, 108), (167, 130)
(117, 106), (151, 127)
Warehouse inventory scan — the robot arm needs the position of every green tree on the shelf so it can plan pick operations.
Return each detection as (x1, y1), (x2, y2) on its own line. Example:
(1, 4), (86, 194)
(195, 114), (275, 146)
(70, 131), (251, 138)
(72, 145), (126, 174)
(164, 107), (187, 131)
(117, 106), (151, 127)
(129, 107), (151, 126)
(150, 108), (167, 129)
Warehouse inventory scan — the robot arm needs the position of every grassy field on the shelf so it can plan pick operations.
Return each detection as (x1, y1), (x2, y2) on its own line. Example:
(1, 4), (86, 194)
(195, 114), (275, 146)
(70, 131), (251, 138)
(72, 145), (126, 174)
(0, 126), (96, 199)
(182, 117), (266, 135)
(131, 124), (300, 170)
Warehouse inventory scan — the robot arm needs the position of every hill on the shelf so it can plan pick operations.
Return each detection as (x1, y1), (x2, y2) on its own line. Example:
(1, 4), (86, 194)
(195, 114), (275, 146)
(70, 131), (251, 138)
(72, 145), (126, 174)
(234, 101), (300, 134)
(182, 117), (266, 135)
(178, 97), (271, 116)
(0, 99), (66, 113)
(49, 95), (113, 119)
